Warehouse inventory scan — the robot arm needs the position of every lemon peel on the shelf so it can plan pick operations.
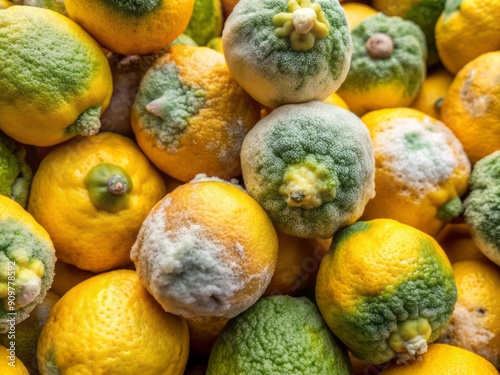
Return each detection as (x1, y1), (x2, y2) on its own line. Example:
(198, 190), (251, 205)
(273, 0), (330, 51)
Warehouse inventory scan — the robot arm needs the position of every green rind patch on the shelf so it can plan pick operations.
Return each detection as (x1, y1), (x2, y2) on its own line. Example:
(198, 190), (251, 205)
(95, 0), (162, 18)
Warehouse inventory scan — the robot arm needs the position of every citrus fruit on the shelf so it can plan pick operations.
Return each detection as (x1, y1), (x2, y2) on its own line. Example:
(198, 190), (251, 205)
(0, 0), (14, 8)
(316, 219), (457, 364)
(372, 0), (445, 66)
(410, 68), (454, 120)
(206, 36), (223, 53)
(360, 107), (471, 236)
(0, 195), (56, 332)
(49, 260), (96, 296)
(0, 133), (32, 208)
(64, 0), (195, 55)
(184, 0), (223, 46)
(0, 6), (112, 147)
(435, 222), (490, 264)
(23, 0), (66, 14)
(207, 295), (351, 375)
(0, 290), (59, 374)
(341, 2), (377, 31)
(323, 92), (350, 110)
(131, 45), (261, 182)
(438, 260), (500, 368)
(0, 344), (29, 375)
(222, 0), (352, 108)
(463, 150), (500, 266)
(37, 270), (189, 375)
(240, 101), (375, 239)
(336, 13), (427, 116)
(440, 51), (500, 165)
(28, 132), (167, 273)
(379, 343), (499, 374)
(264, 231), (323, 296)
(186, 316), (229, 354)
(131, 180), (278, 320)
(435, 0), (500, 74)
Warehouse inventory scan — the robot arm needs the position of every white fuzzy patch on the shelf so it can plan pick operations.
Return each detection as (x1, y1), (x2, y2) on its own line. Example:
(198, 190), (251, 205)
(373, 117), (459, 198)
(190, 174), (247, 193)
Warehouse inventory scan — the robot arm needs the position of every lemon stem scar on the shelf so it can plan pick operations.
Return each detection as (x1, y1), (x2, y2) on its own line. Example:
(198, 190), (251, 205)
(388, 318), (432, 364)
(0, 250), (45, 310)
(65, 104), (102, 136)
(434, 97), (444, 114)
(436, 196), (463, 221)
(279, 157), (337, 209)
(272, 0), (330, 51)
(365, 33), (394, 60)
(84, 163), (133, 213)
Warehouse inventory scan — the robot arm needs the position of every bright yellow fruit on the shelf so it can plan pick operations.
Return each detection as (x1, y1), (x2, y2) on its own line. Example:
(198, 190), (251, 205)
(0, 344), (29, 374)
(410, 68), (454, 120)
(341, 2), (378, 31)
(64, 0), (195, 55)
(37, 270), (190, 375)
(28, 132), (167, 273)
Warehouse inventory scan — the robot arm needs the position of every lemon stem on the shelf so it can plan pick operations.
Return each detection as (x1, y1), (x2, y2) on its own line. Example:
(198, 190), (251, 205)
(388, 318), (432, 364)
(273, 0), (330, 51)
(365, 33), (394, 60)
(107, 175), (129, 195)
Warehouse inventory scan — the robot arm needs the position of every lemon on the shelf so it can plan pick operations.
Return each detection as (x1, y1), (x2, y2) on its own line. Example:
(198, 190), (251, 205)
(323, 92), (350, 110)
(131, 180), (278, 320)
(131, 45), (261, 182)
(37, 270), (190, 375)
(207, 295), (351, 374)
(440, 51), (500, 165)
(0, 195), (56, 332)
(438, 260), (500, 368)
(184, 0), (223, 46)
(316, 219), (457, 364)
(23, 0), (66, 14)
(464, 150), (500, 266)
(241, 101), (375, 239)
(28, 132), (167, 273)
(0, 6), (112, 147)
(49, 260), (96, 296)
(337, 13), (427, 115)
(65, 0), (195, 55)
(360, 107), (471, 236)
(410, 68), (454, 120)
(0, 344), (29, 374)
(0, 0), (14, 8)
(379, 343), (499, 374)
(341, 2), (378, 31)
(0, 133), (32, 208)
(222, 0), (352, 108)
(435, 0), (500, 74)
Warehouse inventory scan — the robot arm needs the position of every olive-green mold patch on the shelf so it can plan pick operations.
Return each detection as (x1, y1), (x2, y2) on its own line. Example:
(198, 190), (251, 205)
(0, 219), (55, 318)
(64, 104), (102, 136)
(184, 0), (223, 46)
(340, 13), (427, 97)
(436, 196), (463, 221)
(329, 238), (456, 364)
(133, 62), (206, 151)
(329, 221), (372, 251)
(0, 8), (99, 110)
(206, 295), (351, 375)
(95, 0), (162, 18)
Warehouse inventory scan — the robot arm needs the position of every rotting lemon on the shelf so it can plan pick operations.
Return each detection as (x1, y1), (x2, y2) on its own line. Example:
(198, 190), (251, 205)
(131, 180), (278, 320)
(316, 219), (457, 365)
(410, 68), (454, 120)
(64, 0), (195, 55)
(131, 45), (261, 183)
(0, 195), (56, 332)
(184, 0), (223, 46)
(337, 13), (427, 116)
(440, 51), (500, 165)
(222, 0), (352, 108)
(341, 2), (378, 31)
(464, 150), (500, 266)
(437, 260), (500, 368)
(37, 270), (190, 375)
(241, 101), (375, 239)
(28, 132), (167, 273)
(0, 6), (112, 147)
(360, 107), (470, 236)
(22, 0), (66, 14)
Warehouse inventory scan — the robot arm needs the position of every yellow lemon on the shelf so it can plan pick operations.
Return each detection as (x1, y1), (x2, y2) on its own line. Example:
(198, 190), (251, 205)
(410, 68), (454, 120)
(435, 0), (500, 74)
(379, 343), (498, 374)
(132, 45), (261, 182)
(360, 107), (471, 236)
(0, 344), (29, 374)
(0, 0), (14, 8)
(49, 261), (96, 296)
(0, 195), (56, 332)
(28, 132), (167, 273)
(0, 6), (112, 147)
(341, 2), (378, 31)
(37, 270), (189, 375)
(440, 51), (500, 165)
(316, 219), (457, 364)
(222, 0), (352, 108)
(323, 92), (350, 110)
(186, 316), (229, 355)
(131, 179), (278, 320)
(64, 0), (195, 55)
(438, 260), (500, 368)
